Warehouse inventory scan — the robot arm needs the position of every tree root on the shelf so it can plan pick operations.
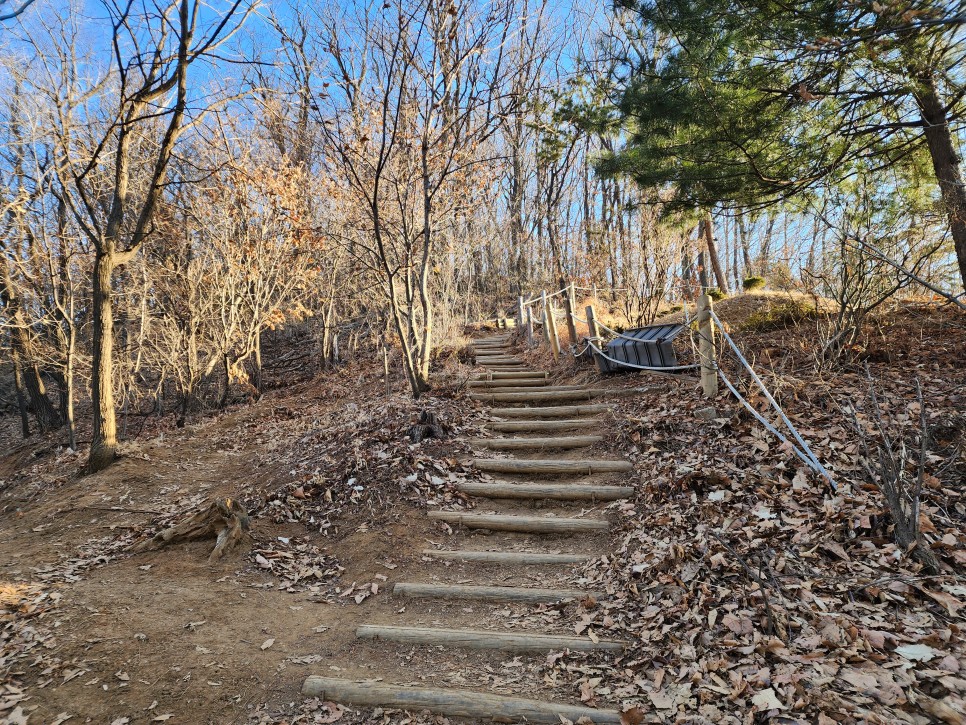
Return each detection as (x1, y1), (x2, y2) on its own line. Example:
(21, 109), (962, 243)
(130, 498), (251, 563)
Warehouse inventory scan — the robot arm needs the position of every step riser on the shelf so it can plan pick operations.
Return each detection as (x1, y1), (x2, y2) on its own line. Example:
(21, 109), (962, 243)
(468, 380), (549, 388)
(456, 483), (632, 501)
(429, 511), (609, 532)
(467, 435), (601, 450)
(393, 583), (598, 603)
(356, 625), (625, 652)
(470, 390), (602, 403)
(472, 459), (633, 475)
(488, 420), (600, 432)
(420, 550), (593, 565)
(490, 405), (612, 418)
(301, 677), (622, 724)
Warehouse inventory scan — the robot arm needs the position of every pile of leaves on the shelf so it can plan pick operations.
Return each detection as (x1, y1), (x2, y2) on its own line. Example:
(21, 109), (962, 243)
(243, 362), (488, 535)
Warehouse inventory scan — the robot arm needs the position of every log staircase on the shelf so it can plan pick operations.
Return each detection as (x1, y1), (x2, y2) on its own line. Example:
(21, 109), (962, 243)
(302, 333), (631, 723)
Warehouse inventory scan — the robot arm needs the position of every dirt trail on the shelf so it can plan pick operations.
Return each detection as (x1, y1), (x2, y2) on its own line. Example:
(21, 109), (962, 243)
(0, 388), (469, 724)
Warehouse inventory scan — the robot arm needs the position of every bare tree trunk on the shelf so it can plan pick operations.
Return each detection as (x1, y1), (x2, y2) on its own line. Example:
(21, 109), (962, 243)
(88, 252), (117, 472)
(1, 251), (63, 432)
(702, 212), (730, 293)
(11, 351), (30, 438)
(912, 71), (966, 289)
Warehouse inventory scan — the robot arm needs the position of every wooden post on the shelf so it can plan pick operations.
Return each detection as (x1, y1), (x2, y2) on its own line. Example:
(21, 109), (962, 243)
(541, 291), (559, 360)
(517, 296), (525, 331)
(584, 304), (600, 367)
(585, 304), (600, 345)
(547, 305), (561, 360)
(540, 291), (551, 348)
(564, 282), (579, 345)
(696, 294), (718, 397)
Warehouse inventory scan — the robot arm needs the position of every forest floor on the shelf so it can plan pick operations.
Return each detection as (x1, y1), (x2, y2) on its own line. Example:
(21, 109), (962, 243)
(2, 294), (965, 725)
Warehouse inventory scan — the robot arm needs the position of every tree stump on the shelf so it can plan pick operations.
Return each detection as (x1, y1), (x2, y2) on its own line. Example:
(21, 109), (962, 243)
(408, 411), (446, 443)
(130, 498), (251, 563)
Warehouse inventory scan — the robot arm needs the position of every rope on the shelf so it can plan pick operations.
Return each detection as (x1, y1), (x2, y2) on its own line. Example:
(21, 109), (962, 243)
(709, 309), (836, 490)
(585, 338), (701, 372)
(717, 366), (830, 483)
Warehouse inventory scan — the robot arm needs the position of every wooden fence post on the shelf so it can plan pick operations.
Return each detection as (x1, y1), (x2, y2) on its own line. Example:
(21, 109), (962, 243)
(585, 304), (600, 345)
(542, 291), (560, 360)
(517, 296), (525, 332)
(584, 304), (600, 366)
(564, 283), (579, 345)
(696, 294), (718, 397)
(540, 291), (551, 348)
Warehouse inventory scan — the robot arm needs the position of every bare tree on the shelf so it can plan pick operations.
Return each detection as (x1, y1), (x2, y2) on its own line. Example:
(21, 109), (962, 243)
(30, 0), (251, 471)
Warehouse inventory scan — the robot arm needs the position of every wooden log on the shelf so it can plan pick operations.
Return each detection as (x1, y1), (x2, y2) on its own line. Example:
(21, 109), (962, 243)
(420, 549), (593, 565)
(476, 371), (548, 380)
(489, 404), (612, 418)
(564, 282), (579, 345)
(455, 481), (632, 501)
(586, 305), (600, 346)
(356, 625), (626, 652)
(697, 293), (718, 398)
(300, 677), (622, 724)
(468, 379), (549, 388)
(471, 458), (632, 474)
(428, 510), (609, 532)
(471, 385), (586, 395)
(488, 419), (600, 432)
(466, 435), (602, 450)
(393, 582), (598, 603)
(470, 385), (550, 391)
(469, 389), (604, 403)
(544, 292), (560, 360)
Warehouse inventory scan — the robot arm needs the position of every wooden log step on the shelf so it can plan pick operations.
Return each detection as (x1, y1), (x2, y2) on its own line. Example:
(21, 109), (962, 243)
(472, 458), (632, 474)
(468, 379), (549, 388)
(477, 371), (549, 380)
(301, 677), (622, 724)
(470, 389), (604, 403)
(477, 385), (587, 394)
(466, 435), (602, 450)
(356, 625), (627, 652)
(455, 482), (632, 501)
(477, 357), (524, 363)
(490, 404), (613, 418)
(393, 582), (598, 603)
(428, 511), (609, 532)
(420, 549), (593, 565)
(489, 419), (601, 433)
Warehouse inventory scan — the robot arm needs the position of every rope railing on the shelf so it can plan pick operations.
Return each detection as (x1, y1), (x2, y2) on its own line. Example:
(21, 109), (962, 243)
(709, 309), (836, 490)
(502, 279), (835, 489)
(584, 338), (701, 372)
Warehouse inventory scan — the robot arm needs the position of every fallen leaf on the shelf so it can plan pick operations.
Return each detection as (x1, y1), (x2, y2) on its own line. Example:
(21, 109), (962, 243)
(896, 644), (940, 662)
(261, 638), (275, 650)
(751, 687), (785, 711)
(7, 706), (29, 725)
(620, 707), (645, 725)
